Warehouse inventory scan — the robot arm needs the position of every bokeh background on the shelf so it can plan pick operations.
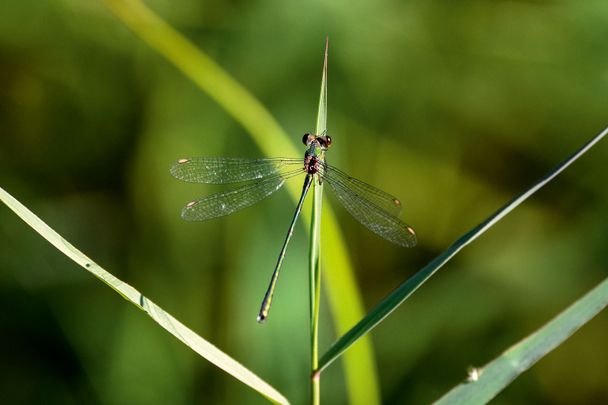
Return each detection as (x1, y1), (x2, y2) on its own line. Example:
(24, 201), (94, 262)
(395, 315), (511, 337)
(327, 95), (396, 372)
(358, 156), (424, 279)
(1, 0), (608, 404)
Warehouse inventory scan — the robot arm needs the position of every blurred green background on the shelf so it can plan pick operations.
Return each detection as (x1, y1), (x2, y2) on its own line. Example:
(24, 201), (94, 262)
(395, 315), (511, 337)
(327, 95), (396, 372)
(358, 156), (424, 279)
(1, 0), (608, 404)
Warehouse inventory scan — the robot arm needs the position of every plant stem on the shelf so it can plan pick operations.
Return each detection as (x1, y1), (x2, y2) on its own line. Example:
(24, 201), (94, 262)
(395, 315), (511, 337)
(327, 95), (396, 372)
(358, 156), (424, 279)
(309, 37), (328, 405)
(309, 174), (323, 405)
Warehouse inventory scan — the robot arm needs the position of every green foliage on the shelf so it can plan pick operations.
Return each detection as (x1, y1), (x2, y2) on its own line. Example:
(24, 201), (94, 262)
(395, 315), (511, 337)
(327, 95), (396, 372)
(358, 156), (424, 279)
(2, 0), (608, 404)
(318, 128), (608, 372)
(435, 276), (608, 404)
(0, 186), (289, 404)
(308, 37), (328, 405)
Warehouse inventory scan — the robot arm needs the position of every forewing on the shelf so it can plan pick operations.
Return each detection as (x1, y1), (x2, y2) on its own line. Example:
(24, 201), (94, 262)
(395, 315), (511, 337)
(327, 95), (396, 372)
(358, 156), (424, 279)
(326, 175), (417, 247)
(321, 164), (403, 217)
(181, 170), (302, 221)
(171, 157), (302, 184)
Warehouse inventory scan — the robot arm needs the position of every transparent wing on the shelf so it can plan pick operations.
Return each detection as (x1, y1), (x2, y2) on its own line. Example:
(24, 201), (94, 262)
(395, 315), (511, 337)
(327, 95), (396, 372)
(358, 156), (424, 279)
(325, 171), (417, 247)
(171, 157), (302, 184)
(181, 169), (303, 221)
(321, 163), (403, 217)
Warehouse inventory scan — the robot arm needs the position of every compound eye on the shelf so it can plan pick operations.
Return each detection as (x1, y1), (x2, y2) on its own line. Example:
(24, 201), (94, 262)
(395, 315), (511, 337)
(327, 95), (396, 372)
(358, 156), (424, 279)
(317, 135), (332, 148)
(302, 133), (311, 145)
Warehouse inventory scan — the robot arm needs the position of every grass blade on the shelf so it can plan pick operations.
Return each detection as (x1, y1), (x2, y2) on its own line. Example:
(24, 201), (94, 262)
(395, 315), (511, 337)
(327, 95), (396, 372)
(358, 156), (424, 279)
(0, 185), (289, 405)
(434, 276), (608, 404)
(318, 126), (608, 373)
(103, 2), (379, 402)
(309, 37), (328, 405)
(316, 37), (328, 135)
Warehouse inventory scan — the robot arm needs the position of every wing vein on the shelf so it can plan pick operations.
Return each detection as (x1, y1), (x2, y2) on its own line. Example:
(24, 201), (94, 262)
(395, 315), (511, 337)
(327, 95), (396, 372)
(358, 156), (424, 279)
(181, 168), (304, 221)
(326, 174), (417, 247)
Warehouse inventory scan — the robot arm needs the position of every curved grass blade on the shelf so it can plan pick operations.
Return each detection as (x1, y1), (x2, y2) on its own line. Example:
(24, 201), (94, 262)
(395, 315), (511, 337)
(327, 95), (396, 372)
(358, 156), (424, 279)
(102, 2), (380, 403)
(318, 125), (608, 373)
(0, 185), (289, 405)
(434, 276), (608, 404)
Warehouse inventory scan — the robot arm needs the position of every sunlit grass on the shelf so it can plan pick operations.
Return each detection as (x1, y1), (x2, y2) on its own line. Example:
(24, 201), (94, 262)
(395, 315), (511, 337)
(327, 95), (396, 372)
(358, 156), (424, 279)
(308, 37), (328, 405)
(435, 276), (608, 404)
(0, 185), (289, 404)
(3, 1), (606, 403)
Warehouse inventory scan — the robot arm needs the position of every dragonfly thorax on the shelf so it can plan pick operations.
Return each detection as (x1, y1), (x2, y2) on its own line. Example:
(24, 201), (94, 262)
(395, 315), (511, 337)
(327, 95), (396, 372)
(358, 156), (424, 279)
(304, 154), (322, 175)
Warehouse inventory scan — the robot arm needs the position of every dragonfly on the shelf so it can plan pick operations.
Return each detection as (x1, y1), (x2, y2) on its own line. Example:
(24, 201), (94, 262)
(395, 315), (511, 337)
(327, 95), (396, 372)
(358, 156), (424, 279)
(171, 133), (417, 323)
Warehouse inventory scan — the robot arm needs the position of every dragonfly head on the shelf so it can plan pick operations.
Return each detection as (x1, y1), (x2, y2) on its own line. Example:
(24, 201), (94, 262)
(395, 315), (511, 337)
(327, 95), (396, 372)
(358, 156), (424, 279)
(302, 133), (332, 150)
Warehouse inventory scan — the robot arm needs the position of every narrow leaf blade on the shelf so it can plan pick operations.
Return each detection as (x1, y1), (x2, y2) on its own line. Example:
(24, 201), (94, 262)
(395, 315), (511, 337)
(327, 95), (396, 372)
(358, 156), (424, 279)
(308, 38), (328, 405)
(316, 36), (328, 136)
(434, 276), (608, 404)
(319, 126), (608, 372)
(0, 186), (289, 405)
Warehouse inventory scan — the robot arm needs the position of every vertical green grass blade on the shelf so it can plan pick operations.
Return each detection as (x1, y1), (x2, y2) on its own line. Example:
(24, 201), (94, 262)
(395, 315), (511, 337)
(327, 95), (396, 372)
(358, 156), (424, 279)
(103, 2), (379, 403)
(309, 175), (322, 405)
(315, 38), (328, 135)
(0, 186), (289, 405)
(318, 126), (608, 373)
(434, 276), (608, 405)
(309, 37), (328, 405)
(308, 37), (380, 405)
